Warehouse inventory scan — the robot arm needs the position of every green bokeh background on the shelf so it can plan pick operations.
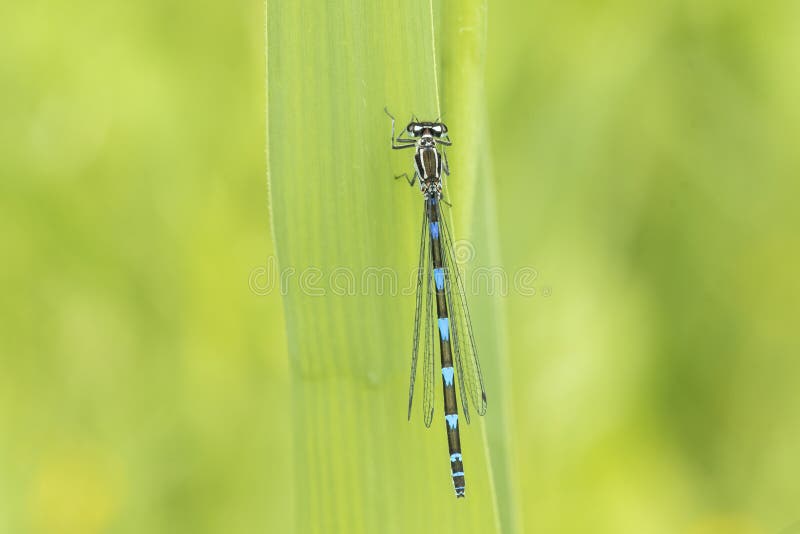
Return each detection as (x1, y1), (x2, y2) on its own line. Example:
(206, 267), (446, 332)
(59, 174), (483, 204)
(2, 0), (799, 533)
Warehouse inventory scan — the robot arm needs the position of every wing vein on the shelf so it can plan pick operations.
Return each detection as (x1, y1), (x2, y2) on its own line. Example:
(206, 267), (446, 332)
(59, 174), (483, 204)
(408, 204), (429, 420)
(440, 212), (487, 416)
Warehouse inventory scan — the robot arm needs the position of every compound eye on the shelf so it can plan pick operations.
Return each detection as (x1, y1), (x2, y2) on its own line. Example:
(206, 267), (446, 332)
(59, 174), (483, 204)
(431, 125), (442, 136)
(412, 125), (424, 136)
(406, 124), (415, 134)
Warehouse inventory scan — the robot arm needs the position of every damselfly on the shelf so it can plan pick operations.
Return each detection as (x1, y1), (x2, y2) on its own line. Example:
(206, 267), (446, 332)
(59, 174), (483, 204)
(385, 108), (487, 498)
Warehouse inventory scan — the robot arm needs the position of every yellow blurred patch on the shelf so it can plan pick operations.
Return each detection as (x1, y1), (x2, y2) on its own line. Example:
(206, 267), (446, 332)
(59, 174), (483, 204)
(28, 448), (121, 534)
(688, 515), (764, 534)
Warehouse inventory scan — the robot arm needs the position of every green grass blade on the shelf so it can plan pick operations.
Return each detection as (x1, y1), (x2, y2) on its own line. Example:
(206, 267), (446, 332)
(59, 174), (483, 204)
(267, 1), (512, 531)
(437, 1), (520, 532)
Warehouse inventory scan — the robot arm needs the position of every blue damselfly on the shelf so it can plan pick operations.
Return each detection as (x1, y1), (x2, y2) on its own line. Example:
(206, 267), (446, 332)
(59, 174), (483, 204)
(385, 108), (488, 498)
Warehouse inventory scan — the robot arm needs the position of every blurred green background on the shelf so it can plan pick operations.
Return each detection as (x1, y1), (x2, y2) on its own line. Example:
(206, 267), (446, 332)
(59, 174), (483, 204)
(2, 0), (800, 533)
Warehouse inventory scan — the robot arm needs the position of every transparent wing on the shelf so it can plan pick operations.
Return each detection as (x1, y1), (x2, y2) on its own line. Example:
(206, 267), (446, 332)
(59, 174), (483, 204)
(408, 204), (429, 420)
(446, 266), (473, 425)
(422, 240), (436, 428)
(440, 213), (488, 418)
